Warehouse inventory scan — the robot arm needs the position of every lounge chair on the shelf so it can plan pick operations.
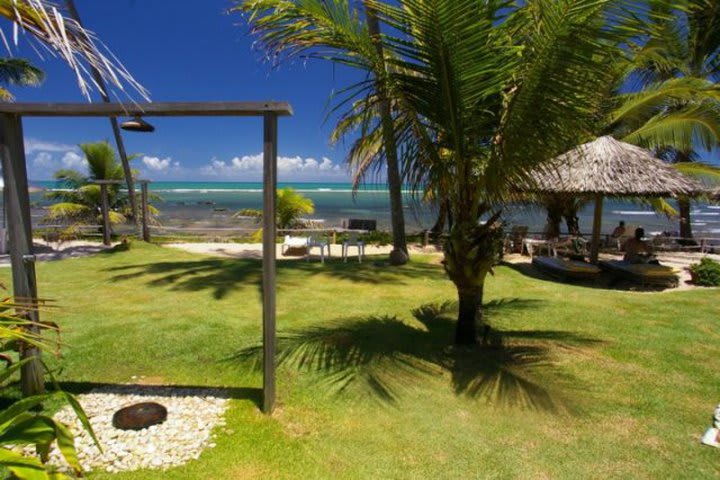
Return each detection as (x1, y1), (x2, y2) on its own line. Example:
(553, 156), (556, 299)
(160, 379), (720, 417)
(599, 259), (679, 287)
(281, 235), (309, 256)
(532, 256), (601, 281)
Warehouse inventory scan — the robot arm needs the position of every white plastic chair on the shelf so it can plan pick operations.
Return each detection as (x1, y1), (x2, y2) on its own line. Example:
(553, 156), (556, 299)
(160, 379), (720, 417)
(307, 235), (330, 263)
(342, 232), (365, 263)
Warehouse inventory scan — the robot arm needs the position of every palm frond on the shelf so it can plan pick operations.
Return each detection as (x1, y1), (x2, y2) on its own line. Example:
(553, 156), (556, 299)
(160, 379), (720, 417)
(622, 103), (720, 151)
(0, 0), (148, 100)
(0, 57), (43, 86)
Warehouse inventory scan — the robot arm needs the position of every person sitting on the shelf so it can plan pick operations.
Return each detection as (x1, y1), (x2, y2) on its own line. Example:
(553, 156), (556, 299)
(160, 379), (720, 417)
(611, 221), (626, 239)
(623, 227), (656, 263)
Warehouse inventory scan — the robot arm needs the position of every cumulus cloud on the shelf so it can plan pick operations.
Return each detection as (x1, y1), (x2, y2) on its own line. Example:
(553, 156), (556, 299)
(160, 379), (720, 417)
(62, 151), (86, 169)
(25, 138), (76, 155)
(142, 155), (173, 171)
(32, 152), (55, 169)
(200, 153), (343, 178)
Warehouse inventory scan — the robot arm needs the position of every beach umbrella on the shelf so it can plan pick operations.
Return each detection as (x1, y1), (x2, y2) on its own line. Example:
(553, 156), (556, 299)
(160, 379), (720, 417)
(526, 136), (700, 263)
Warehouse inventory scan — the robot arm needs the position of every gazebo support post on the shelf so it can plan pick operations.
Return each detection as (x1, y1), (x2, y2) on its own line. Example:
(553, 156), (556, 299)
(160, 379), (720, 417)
(0, 113), (45, 396)
(262, 112), (278, 413)
(99, 183), (111, 246)
(590, 194), (603, 264)
(140, 181), (151, 242)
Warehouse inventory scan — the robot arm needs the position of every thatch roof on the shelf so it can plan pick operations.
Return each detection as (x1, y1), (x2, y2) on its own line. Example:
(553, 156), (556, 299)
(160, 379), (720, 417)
(527, 136), (700, 197)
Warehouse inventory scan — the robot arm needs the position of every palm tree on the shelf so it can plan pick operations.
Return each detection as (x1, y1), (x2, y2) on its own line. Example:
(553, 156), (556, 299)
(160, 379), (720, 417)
(0, 58), (43, 101)
(607, 0), (720, 239)
(242, 0), (662, 345)
(232, 0), (409, 264)
(44, 141), (135, 228)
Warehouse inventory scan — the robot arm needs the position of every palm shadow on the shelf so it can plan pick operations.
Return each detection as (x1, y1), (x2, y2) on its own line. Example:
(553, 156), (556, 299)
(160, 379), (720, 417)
(230, 298), (602, 412)
(105, 257), (446, 299)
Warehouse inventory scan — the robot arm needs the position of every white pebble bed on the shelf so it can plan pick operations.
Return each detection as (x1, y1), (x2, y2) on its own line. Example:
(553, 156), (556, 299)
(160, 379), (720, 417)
(32, 385), (229, 473)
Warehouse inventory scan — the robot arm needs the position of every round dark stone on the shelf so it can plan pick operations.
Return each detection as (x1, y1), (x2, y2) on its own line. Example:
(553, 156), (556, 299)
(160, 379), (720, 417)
(112, 402), (167, 430)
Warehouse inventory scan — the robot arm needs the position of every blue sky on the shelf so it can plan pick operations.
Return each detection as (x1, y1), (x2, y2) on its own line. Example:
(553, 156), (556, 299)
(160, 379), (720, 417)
(7, 0), (362, 182)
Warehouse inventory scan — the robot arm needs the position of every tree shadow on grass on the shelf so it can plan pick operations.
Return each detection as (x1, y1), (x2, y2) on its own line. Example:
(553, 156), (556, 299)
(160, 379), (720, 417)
(230, 298), (602, 412)
(104, 257), (446, 299)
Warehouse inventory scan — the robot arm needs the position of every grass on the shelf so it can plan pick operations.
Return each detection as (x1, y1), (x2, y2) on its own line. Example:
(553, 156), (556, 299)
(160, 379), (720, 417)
(1, 241), (718, 479)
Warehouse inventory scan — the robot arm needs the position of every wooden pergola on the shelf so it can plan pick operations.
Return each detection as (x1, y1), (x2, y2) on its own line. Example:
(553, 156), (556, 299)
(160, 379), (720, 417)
(0, 102), (293, 413)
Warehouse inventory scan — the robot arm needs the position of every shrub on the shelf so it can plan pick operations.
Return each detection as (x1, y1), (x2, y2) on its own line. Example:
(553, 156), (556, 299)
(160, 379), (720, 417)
(689, 257), (720, 286)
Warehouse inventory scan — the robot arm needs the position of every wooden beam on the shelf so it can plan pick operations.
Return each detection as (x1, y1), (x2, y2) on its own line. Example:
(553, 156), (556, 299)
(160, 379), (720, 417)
(99, 183), (111, 246)
(140, 181), (151, 242)
(0, 114), (44, 396)
(262, 112), (278, 414)
(590, 194), (603, 264)
(0, 102), (293, 117)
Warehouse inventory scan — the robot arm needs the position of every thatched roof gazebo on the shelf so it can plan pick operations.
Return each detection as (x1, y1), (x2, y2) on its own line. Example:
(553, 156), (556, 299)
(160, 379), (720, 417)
(527, 136), (700, 263)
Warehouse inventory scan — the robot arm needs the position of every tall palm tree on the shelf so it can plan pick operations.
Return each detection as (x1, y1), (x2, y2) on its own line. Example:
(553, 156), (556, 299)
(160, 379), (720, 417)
(242, 0), (665, 345)
(233, 0), (409, 264)
(608, 0), (720, 239)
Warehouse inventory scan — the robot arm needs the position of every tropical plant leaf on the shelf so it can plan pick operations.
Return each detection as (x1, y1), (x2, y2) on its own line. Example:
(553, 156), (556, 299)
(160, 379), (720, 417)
(0, 447), (48, 480)
(0, 0), (148, 100)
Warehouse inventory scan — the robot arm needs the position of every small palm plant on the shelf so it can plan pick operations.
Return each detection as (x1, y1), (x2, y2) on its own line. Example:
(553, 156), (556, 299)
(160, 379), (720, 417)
(235, 187), (315, 230)
(0, 286), (98, 478)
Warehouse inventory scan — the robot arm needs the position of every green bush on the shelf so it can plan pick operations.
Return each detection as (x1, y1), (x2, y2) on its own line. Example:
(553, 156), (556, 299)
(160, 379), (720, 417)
(361, 230), (393, 246)
(689, 257), (720, 286)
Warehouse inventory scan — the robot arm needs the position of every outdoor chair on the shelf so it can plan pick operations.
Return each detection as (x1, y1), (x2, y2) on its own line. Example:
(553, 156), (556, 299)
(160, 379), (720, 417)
(342, 232), (365, 263)
(504, 225), (528, 253)
(306, 235), (330, 264)
(281, 235), (309, 256)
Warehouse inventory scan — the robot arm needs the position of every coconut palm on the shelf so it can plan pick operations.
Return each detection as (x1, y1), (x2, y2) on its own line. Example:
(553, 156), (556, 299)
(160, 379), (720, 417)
(242, 0), (667, 345)
(0, 58), (43, 101)
(44, 141), (137, 228)
(607, 0), (720, 239)
(233, 0), (409, 264)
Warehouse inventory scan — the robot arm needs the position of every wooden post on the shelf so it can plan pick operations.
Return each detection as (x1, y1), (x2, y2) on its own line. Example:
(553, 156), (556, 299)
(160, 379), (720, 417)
(262, 112), (278, 413)
(99, 183), (111, 246)
(590, 194), (603, 264)
(0, 114), (44, 396)
(140, 181), (151, 242)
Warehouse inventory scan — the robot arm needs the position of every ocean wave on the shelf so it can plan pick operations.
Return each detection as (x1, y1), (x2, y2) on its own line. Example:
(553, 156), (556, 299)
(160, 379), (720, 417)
(610, 210), (657, 216)
(151, 188), (407, 194)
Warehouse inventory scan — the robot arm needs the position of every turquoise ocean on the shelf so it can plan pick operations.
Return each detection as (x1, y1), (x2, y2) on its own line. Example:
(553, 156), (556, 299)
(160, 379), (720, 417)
(29, 181), (720, 237)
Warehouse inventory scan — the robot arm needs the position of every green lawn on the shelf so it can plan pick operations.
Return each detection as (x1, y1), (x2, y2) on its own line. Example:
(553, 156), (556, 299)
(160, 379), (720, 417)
(1, 242), (718, 479)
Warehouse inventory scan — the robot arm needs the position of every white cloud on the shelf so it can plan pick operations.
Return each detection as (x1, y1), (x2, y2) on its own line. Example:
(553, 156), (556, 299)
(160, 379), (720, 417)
(25, 138), (77, 155)
(142, 155), (173, 171)
(62, 151), (86, 169)
(200, 153), (343, 178)
(32, 152), (55, 169)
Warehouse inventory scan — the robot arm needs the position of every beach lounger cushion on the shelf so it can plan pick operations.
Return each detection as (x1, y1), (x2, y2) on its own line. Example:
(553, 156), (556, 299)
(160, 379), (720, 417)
(532, 256), (601, 280)
(599, 260), (679, 287)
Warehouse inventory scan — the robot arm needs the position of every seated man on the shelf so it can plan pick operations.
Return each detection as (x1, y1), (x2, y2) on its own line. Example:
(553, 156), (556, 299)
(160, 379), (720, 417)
(611, 220), (626, 239)
(623, 227), (655, 263)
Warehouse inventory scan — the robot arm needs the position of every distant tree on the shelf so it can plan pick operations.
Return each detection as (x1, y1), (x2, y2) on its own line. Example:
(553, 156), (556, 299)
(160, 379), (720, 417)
(43, 141), (154, 228)
(236, 187), (315, 230)
(0, 58), (43, 101)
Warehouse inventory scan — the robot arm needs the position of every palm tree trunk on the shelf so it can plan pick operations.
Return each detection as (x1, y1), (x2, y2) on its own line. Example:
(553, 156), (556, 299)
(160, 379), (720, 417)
(365, 5), (408, 264)
(443, 220), (497, 345)
(678, 196), (694, 241)
(65, 0), (140, 235)
(455, 285), (482, 345)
